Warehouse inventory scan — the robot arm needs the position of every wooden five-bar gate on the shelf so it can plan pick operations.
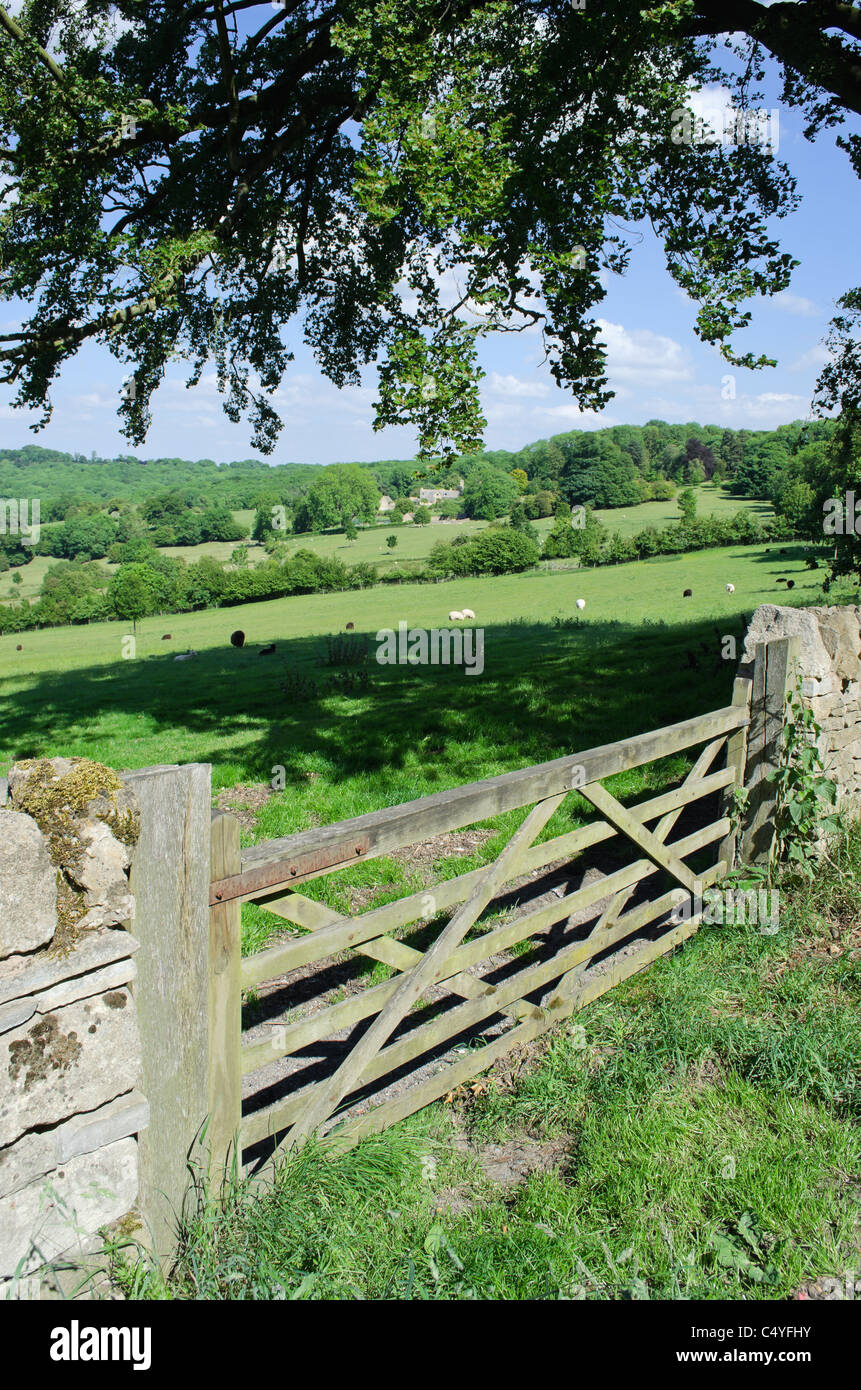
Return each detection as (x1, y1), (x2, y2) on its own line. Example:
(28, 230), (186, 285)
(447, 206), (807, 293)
(202, 659), (780, 1179)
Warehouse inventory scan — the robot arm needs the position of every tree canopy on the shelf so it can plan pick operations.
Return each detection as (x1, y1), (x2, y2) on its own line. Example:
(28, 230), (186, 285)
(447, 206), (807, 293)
(559, 435), (641, 509)
(4, 1), (860, 459)
(292, 460), (379, 530)
(461, 461), (518, 518)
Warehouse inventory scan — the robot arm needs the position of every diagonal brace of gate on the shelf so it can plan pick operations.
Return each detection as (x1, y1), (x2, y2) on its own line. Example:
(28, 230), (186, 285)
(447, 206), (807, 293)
(578, 782), (704, 896)
(285, 792), (568, 1148)
(545, 736), (726, 1007)
(340, 739), (725, 1024)
(258, 735), (730, 1088)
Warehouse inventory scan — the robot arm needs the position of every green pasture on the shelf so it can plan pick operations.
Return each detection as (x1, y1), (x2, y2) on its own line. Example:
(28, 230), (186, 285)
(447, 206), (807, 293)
(0, 486), (767, 605)
(246, 515), (498, 572)
(0, 554), (66, 602)
(592, 485), (773, 536)
(229, 484), (769, 569)
(0, 540), (837, 806)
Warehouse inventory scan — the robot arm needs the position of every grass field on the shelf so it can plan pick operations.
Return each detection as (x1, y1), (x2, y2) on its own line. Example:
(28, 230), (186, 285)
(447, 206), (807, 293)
(0, 540), (831, 795)
(251, 483), (772, 572)
(592, 485), (772, 536)
(256, 515), (496, 574)
(5, 531), (857, 1304)
(0, 485), (770, 603)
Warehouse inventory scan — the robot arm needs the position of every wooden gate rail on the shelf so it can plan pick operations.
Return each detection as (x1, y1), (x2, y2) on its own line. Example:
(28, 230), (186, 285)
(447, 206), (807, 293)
(239, 818), (729, 1146)
(239, 800), (731, 1078)
(240, 761), (735, 988)
(323, 907), (708, 1155)
(207, 697), (754, 1178)
(210, 703), (749, 906)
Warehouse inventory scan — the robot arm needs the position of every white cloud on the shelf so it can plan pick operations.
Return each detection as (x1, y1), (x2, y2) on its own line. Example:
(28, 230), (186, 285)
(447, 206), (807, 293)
(485, 372), (550, 399)
(771, 292), (819, 318)
(483, 401), (532, 425)
(789, 344), (830, 371)
(598, 319), (693, 385)
(70, 391), (115, 409)
(535, 404), (618, 427)
(482, 394), (617, 432)
(689, 84), (736, 133)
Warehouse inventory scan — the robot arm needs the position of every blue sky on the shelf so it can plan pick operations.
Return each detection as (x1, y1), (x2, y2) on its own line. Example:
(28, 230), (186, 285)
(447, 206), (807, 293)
(2, 36), (859, 465)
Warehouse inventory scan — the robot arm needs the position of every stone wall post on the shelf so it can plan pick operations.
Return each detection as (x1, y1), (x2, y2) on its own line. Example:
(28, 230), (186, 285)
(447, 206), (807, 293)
(740, 636), (799, 863)
(739, 605), (861, 860)
(0, 758), (147, 1297)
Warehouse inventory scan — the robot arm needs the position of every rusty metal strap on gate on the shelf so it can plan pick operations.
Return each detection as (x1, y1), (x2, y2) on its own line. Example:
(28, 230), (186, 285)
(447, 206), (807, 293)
(210, 837), (371, 905)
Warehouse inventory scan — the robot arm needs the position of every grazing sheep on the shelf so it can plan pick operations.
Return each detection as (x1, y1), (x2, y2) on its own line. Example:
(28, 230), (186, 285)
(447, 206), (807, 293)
(725, 584), (735, 594)
(162, 633), (172, 640)
(461, 608), (476, 620)
(15, 644), (22, 651)
(448, 610), (464, 622)
(683, 589), (692, 598)
(786, 579), (795, 590)
(575, 599), (586, 611)
(346, 622), (355, 630)
(230, 629), (245, 648)
(174, 649), (198, 662)
(259, 642), (276, 656)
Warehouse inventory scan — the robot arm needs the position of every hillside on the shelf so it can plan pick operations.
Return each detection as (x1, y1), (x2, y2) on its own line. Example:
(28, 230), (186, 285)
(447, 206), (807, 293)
(0, 416), (833, 515)
(0, 415), (827, 634)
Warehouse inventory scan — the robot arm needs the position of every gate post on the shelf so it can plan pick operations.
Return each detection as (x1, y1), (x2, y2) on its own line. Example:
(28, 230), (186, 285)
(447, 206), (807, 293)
(740, 636), (799, 863)
(121, 763), (212, 1265)
(718, 671), (753, 874)
(208, 812), (242, 1186)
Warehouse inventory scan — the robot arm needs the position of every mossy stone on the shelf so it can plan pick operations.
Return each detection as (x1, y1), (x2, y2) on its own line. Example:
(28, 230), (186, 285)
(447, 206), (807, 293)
(9, 758), (140, 956)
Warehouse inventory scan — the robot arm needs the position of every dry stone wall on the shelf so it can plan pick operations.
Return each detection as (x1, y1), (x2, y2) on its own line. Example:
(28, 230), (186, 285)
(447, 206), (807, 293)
(0, 758), (148, 1295)
(741, 604), (861, 808)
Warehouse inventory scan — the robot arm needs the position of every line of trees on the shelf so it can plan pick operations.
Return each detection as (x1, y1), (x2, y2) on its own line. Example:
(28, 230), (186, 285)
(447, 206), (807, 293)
(0, 545), (379, 634)
(1, 501), (806, 637)
(0, 417), (835, 568)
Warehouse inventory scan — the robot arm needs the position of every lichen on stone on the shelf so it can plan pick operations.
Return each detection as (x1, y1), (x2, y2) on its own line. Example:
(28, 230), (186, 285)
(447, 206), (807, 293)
(103, 1205), (145, 1245)
(9, 758), (140, 955)
(52, 873), (90, 958)
(12, 759), (130, 864)
(86, 791), (141, 853)
(8, 1013), (82, 1092)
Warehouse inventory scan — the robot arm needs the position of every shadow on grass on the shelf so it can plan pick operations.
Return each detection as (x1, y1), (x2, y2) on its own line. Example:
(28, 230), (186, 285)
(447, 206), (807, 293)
(0, 612), (750, 795)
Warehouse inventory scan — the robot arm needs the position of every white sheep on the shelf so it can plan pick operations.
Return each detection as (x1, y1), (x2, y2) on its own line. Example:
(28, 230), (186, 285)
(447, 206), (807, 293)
(725, 583), (735, 594)
(575, 598), (586, 611)
(174, 649), (199, 662)
(461, 608), (475, 620)
(448, 610), (464, 622)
